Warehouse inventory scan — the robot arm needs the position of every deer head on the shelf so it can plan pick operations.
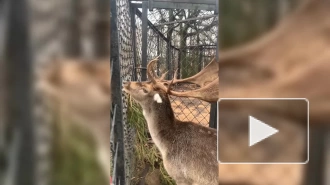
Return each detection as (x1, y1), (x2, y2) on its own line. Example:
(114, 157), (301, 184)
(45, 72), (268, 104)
(123, 56), (175, 101)
(122, 80), (164, 105)
(36, 58), (112, 181)
(37, 58), (111, 115)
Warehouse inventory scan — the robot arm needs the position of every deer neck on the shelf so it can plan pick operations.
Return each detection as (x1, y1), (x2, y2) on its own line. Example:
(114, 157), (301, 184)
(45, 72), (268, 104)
(141, 97), (175, 153)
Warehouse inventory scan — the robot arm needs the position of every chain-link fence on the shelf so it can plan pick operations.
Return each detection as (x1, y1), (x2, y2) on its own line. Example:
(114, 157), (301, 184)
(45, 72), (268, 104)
(111, 0), (218, 184)
(110, 0), (135, 184)
(111, 1), (330, 185)
(133, 4), (218, 126)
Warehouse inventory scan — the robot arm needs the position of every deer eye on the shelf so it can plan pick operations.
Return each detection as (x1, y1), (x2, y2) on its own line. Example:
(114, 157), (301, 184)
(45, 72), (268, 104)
(142, 88), (148, 93)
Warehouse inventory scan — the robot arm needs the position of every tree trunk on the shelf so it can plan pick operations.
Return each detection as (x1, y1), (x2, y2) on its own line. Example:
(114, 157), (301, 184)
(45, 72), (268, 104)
(166, 9), (174, 79)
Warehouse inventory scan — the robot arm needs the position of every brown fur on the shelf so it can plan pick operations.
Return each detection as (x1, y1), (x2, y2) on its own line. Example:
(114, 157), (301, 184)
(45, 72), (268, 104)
(36, 58), (111, 180)
(123, 81), (219, 185)
(215, 0), (330, 125)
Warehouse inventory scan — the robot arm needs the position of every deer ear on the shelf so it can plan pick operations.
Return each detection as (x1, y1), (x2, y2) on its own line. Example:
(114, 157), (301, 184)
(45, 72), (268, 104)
(153, 93), (162, 103)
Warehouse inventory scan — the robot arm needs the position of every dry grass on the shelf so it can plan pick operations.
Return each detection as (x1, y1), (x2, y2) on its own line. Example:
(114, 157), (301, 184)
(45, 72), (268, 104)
(51, 115), (108, 185)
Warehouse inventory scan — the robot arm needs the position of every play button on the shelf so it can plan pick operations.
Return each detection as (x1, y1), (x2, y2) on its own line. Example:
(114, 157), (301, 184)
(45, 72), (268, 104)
(249, 116), (278, 147)
(217, 98), (309, 164)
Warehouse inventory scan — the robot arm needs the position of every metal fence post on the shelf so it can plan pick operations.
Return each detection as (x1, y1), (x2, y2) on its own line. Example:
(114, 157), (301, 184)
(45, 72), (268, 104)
(210, 2), (219, 129)
(209, 103), (217, 129)
(177, 48), (181, 79)
(216, 0), (219, 60)
(5, 0), (35, 184)
(166, 41), (171, 80)
(198, 46), (203, 72)
(0, 2), (9, 179)
(141, 2), (148, 81)
(131, 6), (138, 81)
(157, 34), (160, 76)
(110, 0), (126, 183)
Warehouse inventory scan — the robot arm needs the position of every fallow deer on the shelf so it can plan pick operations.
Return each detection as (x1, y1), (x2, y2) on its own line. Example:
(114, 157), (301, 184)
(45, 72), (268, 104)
(122, 60), (219, 185)
(36, 58), (111, 182)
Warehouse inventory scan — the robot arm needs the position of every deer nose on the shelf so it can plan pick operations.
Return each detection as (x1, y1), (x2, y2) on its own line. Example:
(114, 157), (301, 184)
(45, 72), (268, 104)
(122, 81), (129, 88)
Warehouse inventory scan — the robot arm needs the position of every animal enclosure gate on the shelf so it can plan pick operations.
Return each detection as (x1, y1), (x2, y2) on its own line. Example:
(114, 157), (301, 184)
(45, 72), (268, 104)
(110, 0), (218, 184)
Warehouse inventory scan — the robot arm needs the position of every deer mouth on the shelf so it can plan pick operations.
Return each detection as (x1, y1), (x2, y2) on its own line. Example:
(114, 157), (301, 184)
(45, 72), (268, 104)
(122, 82), (130, 93)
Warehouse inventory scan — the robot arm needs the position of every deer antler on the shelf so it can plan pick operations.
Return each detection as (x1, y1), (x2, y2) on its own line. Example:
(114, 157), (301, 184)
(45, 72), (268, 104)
(166, 57), (218, 87)
(166, 69), (178, 94)
(147, 57), (173, 93)
(146, 56), (219, 101)
(147, 56), (160, 84)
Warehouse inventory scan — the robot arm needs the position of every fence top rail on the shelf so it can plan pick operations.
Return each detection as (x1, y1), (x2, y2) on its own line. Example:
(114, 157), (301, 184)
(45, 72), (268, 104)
(130, 0), (216, 5)
(154, 14), (217, 27)
(134, 7), (180, 50)
(185, 45), (216, 49)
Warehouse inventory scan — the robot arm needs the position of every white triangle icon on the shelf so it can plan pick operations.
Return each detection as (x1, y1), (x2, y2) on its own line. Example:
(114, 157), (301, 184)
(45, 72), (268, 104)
(249, 116), (279, 147)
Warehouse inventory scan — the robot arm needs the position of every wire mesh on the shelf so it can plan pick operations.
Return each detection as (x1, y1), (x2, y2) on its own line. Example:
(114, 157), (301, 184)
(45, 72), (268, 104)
(105, 0), (330, 184)
(113, 0), (329, 185)
(113, 0), (136, 184)
(110, 2), (218, 184)
(134, 7), (218, 126)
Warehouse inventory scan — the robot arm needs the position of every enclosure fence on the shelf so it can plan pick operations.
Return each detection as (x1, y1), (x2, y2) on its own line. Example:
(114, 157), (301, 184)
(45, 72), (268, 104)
(111, 0), (218, 184)
(110, 1), (330, 185)
(133, 2), (218, 126)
